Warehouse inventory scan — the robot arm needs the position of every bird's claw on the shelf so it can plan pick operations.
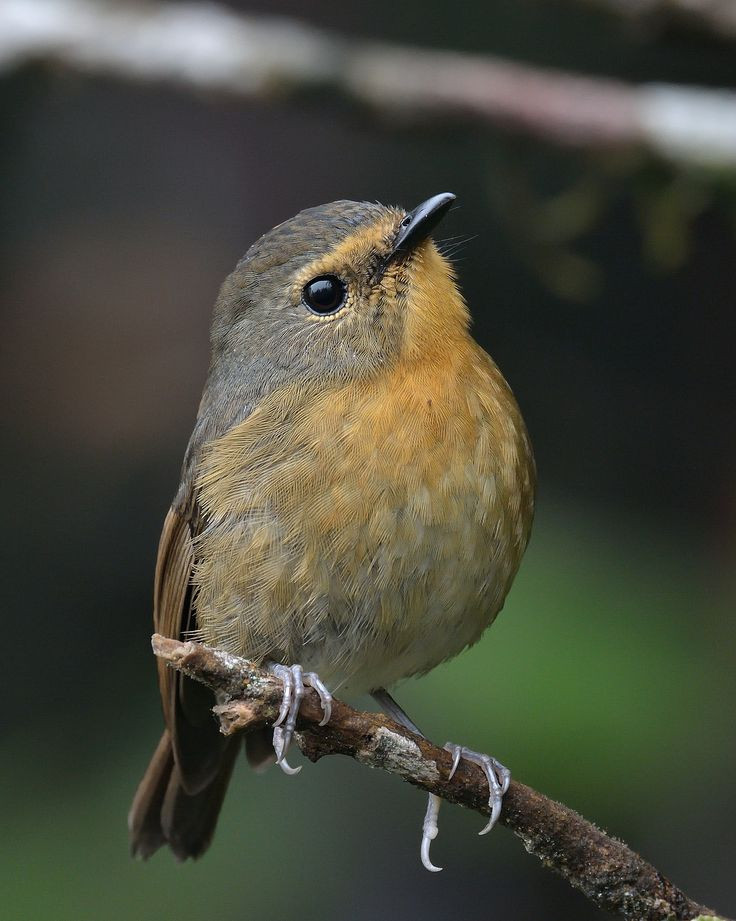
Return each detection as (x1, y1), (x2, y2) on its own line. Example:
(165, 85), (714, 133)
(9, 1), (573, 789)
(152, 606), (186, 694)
(268, 663), (332, 774)
(421, 794), (443, 872)
(420, 743), (510, 872)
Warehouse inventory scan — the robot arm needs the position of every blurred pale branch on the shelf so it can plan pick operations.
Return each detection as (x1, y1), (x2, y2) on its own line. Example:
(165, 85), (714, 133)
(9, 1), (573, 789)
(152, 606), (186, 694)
(153, 634), (728, 921)
(568, 0), (736, 40)
(3, 0), (736, 169)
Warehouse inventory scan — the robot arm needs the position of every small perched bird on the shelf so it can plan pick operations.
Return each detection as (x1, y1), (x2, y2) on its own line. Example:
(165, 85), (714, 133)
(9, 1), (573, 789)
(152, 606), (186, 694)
(129, 194), (535, 870)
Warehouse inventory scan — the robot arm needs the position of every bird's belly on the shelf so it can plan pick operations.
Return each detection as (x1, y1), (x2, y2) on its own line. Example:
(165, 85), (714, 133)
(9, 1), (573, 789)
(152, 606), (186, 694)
(194, 462), (521, 695)
(300, 491), (524, 693)
(193, 363), (533, 694)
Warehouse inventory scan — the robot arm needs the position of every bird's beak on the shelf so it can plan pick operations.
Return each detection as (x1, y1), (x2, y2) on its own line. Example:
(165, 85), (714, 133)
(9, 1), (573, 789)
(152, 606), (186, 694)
(389, 192), (456, 260)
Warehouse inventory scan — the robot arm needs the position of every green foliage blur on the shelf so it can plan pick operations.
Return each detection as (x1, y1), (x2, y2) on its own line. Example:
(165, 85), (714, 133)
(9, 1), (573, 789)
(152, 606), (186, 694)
(1, 1), (734, 919)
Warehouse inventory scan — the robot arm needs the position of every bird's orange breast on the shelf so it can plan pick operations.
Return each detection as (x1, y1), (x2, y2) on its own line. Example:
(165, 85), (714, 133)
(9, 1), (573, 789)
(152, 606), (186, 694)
(192, 337), (534, 692)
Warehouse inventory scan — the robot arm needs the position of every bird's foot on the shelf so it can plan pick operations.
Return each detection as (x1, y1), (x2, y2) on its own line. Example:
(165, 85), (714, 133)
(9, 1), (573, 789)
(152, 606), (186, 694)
(421, 743), (511, 872)
(267, 663), (332, 775)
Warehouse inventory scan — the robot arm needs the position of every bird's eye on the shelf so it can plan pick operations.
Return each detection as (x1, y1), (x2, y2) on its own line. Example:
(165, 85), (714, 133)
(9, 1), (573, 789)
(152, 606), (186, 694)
(302, 275), (347, 315)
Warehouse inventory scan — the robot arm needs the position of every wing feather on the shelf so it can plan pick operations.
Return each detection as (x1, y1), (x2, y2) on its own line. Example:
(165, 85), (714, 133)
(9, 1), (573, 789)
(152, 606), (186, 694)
(153, 504), (229, 795)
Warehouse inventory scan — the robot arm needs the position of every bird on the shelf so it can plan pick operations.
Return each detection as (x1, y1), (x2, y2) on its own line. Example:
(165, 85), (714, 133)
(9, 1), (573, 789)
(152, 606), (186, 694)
(128, 193), (535, 871)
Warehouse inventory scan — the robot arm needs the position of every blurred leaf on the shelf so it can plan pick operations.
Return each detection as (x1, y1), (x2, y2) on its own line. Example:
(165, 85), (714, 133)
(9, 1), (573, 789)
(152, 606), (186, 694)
(533, 248), (601, 302)
(531, 175), (608, 246)
(634, 174), (710, 271)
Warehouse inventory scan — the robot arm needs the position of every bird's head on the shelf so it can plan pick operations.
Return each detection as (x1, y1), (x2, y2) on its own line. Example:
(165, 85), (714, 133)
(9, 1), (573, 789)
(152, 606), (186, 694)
(210, 193), (468, 389)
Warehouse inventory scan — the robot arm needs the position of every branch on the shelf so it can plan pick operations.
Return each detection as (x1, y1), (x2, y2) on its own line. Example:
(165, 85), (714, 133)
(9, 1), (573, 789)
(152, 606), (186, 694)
(569, 0), (736, 41)
(2, 0), (736, 168)
(152, 634), (726, 921)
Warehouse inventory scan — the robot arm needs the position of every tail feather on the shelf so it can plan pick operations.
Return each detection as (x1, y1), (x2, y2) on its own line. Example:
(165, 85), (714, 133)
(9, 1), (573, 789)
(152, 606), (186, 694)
(244, 727), (277, 773)
(129, 730), (240, 861)
(128, 731), (175, 859)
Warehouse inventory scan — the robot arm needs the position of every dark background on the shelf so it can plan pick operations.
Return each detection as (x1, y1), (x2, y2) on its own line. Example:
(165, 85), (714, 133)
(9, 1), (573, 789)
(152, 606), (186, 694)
(2, 1), (734, 919)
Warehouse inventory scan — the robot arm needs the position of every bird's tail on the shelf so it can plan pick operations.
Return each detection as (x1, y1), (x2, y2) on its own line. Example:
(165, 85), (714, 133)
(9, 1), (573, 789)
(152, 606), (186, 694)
(128, 730), (240, 861)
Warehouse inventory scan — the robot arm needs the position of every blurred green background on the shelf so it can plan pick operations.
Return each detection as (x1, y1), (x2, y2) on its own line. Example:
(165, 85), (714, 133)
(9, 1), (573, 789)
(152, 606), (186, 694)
(2, 1), (735, 919)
